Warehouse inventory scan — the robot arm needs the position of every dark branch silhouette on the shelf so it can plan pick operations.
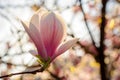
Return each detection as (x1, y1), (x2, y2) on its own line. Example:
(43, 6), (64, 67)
(79, 0), (109, 80)
(79, 0), (99, 51)
(0, 66), (44, 78)
(98, 0), (108, 80)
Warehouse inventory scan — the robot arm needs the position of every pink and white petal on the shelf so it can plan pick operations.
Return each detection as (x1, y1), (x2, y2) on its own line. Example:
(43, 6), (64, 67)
(30, 8), (49, 30)
(21, 21), (37, 42)
(40, 12), (66, 57)
(51, 38), (79, 62)
(36, 7), (48, 17)
(55, 12), (67, 38)
(30, 14), (40, 30)
(51, 13), (67, 50)
(40, 12), (58, 56)
(21, 21), (47, 59)
(29, 23), (48, 59)
(29, 50), (38, 57)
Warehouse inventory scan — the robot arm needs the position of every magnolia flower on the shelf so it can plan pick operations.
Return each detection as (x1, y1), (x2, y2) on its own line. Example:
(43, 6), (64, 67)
(21, 8), (78, 68)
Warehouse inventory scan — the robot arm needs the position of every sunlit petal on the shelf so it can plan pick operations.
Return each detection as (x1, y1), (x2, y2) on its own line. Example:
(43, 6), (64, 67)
(51, 38), (79, 61)
(36, 7), (48, 17)
(21, 21), (47, 59)
(40, 12), (66, 57)
(30, 14), (40, 30)
(29, 50), (38, 57)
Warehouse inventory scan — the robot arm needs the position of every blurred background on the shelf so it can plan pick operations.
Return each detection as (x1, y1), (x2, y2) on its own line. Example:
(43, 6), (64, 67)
(0, 0), (120, 80)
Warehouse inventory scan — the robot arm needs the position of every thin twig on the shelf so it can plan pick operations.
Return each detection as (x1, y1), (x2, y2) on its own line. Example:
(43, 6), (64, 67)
(79, 0), (98, 51)
(0, 66), (44, 78)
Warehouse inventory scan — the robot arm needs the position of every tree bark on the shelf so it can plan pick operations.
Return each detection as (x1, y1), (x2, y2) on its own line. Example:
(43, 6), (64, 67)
(98, 0), (108, 80)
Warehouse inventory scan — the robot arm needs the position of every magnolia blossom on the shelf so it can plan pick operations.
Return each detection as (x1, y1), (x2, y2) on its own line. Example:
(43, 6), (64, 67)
(21, 8), (78, 67)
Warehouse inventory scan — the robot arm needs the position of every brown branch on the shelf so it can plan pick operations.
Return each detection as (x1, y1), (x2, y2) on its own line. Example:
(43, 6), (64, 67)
(98, 0), (108, 80)
(0, 66), (44, 78)
(79, 0), (99, 51)
(0, 65), (63, 80)
(79, 0), (109, 80)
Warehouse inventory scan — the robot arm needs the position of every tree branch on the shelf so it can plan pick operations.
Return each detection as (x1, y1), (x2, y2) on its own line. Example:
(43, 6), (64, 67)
(0, 66), (44, 78)
(98, 0), (108, 80)
(79, 0), (98, 51)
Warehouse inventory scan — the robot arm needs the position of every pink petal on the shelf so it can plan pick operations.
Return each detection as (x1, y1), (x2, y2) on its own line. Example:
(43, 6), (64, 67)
(40, 12), (67, 57)
(21, 21), (47, 59)
(51, 38), (78, 62)
(36, 7), (48, 17)
(30, 8), (48, 29)
(30, 7), (48, 31)
(29, 50), (38, 57)
(30, 14), (40, 30)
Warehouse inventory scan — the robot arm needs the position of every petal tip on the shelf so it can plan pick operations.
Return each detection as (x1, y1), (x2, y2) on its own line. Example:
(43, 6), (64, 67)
(29, 50), (38, 57)
(21, 20), (29, 28)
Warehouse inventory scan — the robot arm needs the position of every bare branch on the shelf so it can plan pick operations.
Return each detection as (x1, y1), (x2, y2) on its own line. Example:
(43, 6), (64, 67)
(98, 0), (108, 80)
(0, 66), (44, 78)
(79, 0), (98, 51)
